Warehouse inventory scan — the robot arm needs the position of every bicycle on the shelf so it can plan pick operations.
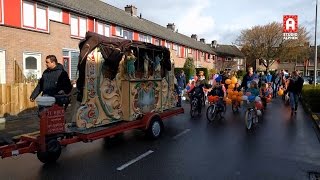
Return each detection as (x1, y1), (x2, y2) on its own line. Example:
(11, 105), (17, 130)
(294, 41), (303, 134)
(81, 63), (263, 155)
(189, 93), (202, 118)
(206, 96), (226, 122)
(243, 100), (262, 130)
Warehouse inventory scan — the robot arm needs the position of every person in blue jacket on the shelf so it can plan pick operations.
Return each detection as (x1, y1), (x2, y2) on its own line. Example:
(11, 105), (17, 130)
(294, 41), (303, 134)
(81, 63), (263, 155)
(266, 71), (272, 83)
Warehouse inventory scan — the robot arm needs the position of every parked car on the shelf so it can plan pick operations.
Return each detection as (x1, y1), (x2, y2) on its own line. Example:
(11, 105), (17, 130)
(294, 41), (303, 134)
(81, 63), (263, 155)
(304, 76), (320, 84)
(303, 76), (312, 85)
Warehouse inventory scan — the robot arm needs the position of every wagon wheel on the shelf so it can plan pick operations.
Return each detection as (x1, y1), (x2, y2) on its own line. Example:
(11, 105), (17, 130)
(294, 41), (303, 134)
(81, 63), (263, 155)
(146, 116), (164, 140)
(37, 139), (61, 164)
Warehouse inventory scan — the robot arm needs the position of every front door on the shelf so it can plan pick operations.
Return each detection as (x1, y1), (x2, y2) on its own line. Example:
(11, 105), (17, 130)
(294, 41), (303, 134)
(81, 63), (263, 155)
(0, 50), (6, 84)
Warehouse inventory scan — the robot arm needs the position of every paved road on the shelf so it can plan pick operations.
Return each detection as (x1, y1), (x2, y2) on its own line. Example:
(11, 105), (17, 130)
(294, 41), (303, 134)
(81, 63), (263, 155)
(0, 97), (320, 180)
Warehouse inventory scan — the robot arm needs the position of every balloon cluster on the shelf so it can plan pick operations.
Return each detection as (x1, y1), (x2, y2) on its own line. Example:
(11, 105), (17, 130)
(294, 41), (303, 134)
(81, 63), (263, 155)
(224, 76), (240, 105)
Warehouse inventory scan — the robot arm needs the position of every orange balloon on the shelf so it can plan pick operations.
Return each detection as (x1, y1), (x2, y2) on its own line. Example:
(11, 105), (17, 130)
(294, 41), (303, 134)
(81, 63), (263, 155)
(227, 89), (233, 94)
(228, 84), (235, 89)
(225, 79), (231, 85)
(238, 91), (244, 96)
(233, 91), (239, 96)
(232, 95), (237, 101)
(208, 95), (215, 102)
(278, 90), (284, 96)
(237, 96), (242, 102)
(231, 77), (237, 84)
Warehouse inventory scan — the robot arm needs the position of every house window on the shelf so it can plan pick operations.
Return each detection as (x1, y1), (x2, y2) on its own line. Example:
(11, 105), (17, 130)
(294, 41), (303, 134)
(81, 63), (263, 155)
(23, 52), (42, 79)
(48, 6), (62, 22)
(116, 26), (123, 37)
(173, 44), (178, 50)
(226, 57), (232, 61)
(70, 15), (87, 38)
(177, 46), (181, 57)
(23, 1), (48, 31)
(63, 49), (79, 80)
(201, 52), (204, 56)
(96, 22), (110, 37)
(123, 30), (133, 40)
(139, 34), (152, 43)
(188, 48), (192, 54)
(166, 42), (171, 49)
(0, 0), (3, 24)
(154, 39), (160, 46)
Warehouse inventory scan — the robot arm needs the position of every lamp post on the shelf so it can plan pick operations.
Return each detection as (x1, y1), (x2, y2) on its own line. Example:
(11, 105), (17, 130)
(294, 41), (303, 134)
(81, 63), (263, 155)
(315, 0), (318, 86)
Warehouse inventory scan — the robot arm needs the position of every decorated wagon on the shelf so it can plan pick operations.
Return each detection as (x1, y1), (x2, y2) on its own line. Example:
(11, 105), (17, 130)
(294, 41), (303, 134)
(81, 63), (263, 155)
(0, 32), (184, 164)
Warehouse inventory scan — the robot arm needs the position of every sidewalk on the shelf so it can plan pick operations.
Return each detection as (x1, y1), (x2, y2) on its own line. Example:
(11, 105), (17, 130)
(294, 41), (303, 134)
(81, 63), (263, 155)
(0, 111), (39, 145)
(0, 108), (74, 145)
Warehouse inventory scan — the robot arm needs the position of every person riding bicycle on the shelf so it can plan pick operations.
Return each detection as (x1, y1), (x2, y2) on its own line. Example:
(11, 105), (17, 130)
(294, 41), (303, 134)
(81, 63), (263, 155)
(207, 76), (226, 112)
(246, 80), (259, 102)
(188, 80), (205, 111)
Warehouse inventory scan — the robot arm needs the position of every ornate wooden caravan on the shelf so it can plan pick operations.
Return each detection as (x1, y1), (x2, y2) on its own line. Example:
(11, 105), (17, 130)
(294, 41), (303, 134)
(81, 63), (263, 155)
(75, 32), (177, 128)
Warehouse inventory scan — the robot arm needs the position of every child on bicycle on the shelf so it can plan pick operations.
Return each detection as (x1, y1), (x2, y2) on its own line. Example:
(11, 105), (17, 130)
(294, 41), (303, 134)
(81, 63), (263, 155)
(247, 80), (259, 96)
(207, 77), (226, 112)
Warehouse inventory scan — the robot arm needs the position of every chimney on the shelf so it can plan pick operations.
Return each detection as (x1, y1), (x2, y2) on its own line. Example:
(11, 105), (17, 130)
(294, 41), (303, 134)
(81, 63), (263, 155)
(191, 34), (198, 41)
(200, 38), (205, 43)
(211, 40), (217, 48)
(125, 5), (137, 16)
(167, 23), (175, 31)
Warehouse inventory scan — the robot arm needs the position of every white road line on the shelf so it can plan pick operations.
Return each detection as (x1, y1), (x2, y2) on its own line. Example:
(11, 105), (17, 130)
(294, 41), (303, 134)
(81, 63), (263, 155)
(117, 150), (154, 171)
(173, 129), (191, 140)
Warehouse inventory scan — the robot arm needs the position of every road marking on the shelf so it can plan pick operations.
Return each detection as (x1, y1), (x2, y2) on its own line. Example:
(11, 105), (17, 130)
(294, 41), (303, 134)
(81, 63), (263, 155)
(312, 114), (319, 121)
(173, 129), (191, 140)
(117, 150), (154, 171)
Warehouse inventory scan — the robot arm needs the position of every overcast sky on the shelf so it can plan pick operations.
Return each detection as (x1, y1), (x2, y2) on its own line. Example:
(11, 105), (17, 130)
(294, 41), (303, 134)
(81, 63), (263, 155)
(103, 0), (316, 45)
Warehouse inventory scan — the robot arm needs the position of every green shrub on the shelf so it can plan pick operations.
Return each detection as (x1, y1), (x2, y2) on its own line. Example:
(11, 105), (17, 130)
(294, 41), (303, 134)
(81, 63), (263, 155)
(302, 85), (320, 112)
(183, 57), (196, 81)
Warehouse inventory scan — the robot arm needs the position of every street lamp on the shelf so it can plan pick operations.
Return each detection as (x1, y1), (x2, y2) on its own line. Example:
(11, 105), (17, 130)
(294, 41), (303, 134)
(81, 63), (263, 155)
(314, 0), (318, 86)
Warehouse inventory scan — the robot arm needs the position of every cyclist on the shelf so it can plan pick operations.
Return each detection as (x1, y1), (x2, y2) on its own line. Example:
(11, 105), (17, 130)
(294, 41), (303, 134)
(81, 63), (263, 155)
(207, 77), (226, 112)
(247, 81), (259, 94)
(188, 80), (205, 113)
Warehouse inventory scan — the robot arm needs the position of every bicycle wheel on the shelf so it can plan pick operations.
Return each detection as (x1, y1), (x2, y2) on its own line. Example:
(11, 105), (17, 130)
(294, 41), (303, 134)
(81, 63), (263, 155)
(190, 99), (197, 118)
(206, 104), (217, 122)
(245, 109), (253, 130)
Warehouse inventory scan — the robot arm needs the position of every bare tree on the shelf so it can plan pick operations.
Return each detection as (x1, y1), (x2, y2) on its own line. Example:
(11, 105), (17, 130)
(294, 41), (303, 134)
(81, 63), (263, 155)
(236, 22), (310, 71)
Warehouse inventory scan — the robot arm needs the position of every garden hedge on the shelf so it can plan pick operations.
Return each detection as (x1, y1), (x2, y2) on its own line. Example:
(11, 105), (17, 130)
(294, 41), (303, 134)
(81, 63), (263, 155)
(301, 85), (320, 113)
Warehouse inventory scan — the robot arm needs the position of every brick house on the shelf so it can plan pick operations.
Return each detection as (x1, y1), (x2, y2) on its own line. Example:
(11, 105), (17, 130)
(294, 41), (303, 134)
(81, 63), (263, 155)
(211, 42), (246, 72)
(0, 0), (217, 83)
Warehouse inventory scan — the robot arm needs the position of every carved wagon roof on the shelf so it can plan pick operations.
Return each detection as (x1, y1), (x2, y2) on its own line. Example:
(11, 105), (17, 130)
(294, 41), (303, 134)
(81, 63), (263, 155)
(76, 32), (172, 96)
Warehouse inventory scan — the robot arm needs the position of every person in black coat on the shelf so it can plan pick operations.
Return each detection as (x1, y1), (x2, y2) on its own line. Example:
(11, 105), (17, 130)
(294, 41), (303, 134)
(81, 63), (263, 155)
(30, 55), (72, 102)
(286, 71), (304, 114)
(240, 66), (258, 91)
